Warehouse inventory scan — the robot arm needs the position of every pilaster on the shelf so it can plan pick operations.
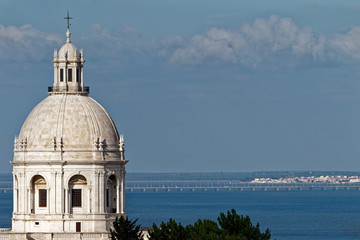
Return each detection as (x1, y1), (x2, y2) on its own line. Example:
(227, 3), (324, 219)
(99, 170), (105, 213)
(120, 166), (126, 215)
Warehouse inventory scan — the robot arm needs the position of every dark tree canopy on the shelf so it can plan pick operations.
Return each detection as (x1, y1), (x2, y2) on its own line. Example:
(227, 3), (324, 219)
(186, 219), (224, 240)
(218, 209), (271, 240)
(149, 218), (187, 240)
(148, 209), (271, 240)
(110, 215), (143, 240)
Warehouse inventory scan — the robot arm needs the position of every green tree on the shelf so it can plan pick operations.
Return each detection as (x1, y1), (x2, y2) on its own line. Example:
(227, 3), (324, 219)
(148, 209), (271, 240)
(186, 219), (223, 240)
(218, 209), (271, 240)
(110, 215), (143, 240)
(148, 218), (188, 240)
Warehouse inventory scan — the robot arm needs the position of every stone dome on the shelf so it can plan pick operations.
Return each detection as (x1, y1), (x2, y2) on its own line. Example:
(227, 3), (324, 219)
(11, 22), (127, 237)
(18, 94), (119, 153)
(58, 42), (80, 60)
(57, 28), (81, 61)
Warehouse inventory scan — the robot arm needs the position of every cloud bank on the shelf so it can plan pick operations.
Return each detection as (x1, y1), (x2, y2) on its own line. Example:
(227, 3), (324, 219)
(0, 24), (61, 61)
(330, 26), (360, 59)
(90, 15), (360, 67)
(164, 15), (328, 66)
(3, 16), (360, 67)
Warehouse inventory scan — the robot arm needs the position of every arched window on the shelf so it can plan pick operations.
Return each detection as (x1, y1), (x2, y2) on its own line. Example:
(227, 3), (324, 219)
(68, 175), (87, 213)
(106, 175), (117, 213)
(68, 68), (73, 82)
(30, 175), (47, 214)
(60, 69), (64, 82)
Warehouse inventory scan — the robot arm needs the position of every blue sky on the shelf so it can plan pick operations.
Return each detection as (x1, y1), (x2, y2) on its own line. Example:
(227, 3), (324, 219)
(1, 0), (360, 172)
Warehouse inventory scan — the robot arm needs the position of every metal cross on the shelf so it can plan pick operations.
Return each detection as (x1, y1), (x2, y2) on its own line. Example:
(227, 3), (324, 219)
(64, 11), (73, 29)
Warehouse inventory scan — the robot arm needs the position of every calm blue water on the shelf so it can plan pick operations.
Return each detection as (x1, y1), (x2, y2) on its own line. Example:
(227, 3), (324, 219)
(1, 190), (360, 239)
(126, 190), (360, 240)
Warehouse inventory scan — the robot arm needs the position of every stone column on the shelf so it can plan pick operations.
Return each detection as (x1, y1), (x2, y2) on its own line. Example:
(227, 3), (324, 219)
(65, 188), (69, 214)
(51, 172), (56, 214)
(21, 172), (25, 214)
(13, 188), (18, 213)
(27, 188), (32, 214)
(105, 187), (108, 213)
(99, 171), (105, 213)
(87, 188), (91, 214)
(65, 66), (67, 83)
(47, 188), (50, 214)
(56, 171), (63, 214)
(116, 186), (120, 214)
(120, 168), (126, 215)
(92, 171), (97, 213)
(13, 174), (17, 213)
(81, 64), (84, 88)
(54, 64), (58, 89)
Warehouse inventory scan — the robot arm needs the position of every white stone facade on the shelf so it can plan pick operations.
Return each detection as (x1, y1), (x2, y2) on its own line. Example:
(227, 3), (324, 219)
(3, 24), (128, 239)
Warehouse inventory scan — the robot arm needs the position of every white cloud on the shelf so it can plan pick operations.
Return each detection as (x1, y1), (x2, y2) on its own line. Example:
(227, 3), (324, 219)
(75, 18), (360, 67)
(168, 28), (239, 65)
(0, 24), (62, 61)
(166, 15), (327, 66)
(330, 26), (360, 59)
(5, 17), (360, 68)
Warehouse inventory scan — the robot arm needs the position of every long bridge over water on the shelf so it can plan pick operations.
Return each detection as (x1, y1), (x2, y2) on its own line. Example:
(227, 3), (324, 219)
(125, 180), (360, 192)
(0, 180), (359, 192)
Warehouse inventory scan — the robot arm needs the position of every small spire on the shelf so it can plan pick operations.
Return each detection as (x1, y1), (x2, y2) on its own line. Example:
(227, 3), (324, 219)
(64, 10), (72, 30)
(53, 49), (58, 59)
(14, 136), (18, 150)
(66, 28), (71, 43)
(119, 135), (125, 160)
(64, 11), (73, 43)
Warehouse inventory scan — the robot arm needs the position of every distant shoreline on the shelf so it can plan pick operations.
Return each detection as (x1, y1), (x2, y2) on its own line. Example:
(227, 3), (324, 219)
(2, 171), (360, 181)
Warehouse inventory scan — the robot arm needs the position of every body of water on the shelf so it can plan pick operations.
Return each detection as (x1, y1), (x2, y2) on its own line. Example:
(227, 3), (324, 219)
(126, 190), (360, 240)
(1, 189), (360, 239)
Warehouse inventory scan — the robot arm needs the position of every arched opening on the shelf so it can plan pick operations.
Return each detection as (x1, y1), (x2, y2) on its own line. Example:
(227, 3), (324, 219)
(68, 68), (72, 82)
(30, 175), (47, 214)
(60, 68), (64, 82)
(68, 175), (87, 214)
(106, 175), (117, 213)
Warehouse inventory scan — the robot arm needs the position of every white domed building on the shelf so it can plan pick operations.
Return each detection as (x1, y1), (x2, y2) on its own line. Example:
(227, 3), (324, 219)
(8, 25), (128, 239)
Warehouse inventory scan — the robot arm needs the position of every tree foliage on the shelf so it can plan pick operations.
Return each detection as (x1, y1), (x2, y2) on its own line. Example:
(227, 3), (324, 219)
(186, 219), (224, 240)
(110, 215), (143, 240)
(218, 209), (271, 240)
(148, 218), (187, 240)
(148, 209), (271, 240)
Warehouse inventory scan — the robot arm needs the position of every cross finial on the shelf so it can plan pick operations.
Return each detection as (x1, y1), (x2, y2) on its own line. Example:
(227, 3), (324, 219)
(64, 10), (72, 30)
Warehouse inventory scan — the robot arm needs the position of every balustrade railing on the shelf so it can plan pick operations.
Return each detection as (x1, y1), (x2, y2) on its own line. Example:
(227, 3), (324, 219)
(48, 86), (89, 93)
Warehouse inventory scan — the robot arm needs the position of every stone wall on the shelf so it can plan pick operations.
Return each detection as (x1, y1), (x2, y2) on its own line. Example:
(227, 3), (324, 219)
(0, 232), (109, 240)
(0, 231), (151, 240)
